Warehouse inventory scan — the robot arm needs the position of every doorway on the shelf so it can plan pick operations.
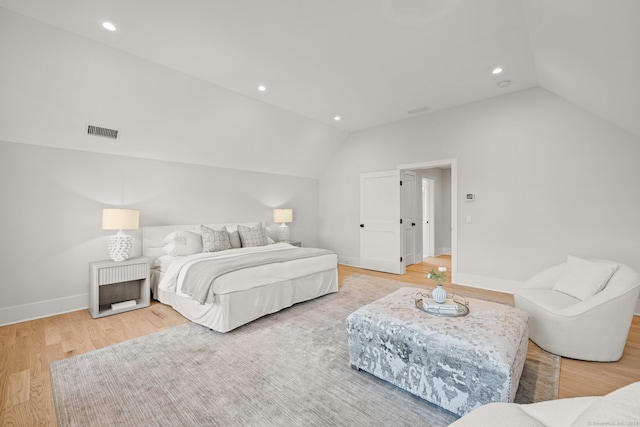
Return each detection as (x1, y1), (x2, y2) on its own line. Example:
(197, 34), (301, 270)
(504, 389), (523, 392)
(357, 158), (457, 279)
(398, 159), (457, 283)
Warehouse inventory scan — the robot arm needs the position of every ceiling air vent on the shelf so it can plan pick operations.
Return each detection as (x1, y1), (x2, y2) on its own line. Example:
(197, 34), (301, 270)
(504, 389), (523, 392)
(87, 124), (119, 140)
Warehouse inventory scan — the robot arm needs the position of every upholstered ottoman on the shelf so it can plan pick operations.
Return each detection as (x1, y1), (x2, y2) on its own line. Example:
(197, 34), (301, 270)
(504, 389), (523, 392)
(346, 287), (529, 417)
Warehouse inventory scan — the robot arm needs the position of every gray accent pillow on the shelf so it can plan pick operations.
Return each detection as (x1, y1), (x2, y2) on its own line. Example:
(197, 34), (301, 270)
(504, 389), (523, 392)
(237, 223), (268, 247)
(201, 225), (231, 252)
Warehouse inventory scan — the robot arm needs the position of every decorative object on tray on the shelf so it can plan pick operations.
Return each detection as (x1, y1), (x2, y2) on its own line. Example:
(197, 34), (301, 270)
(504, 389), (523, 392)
(273, 209), (293, 241)
(426, 266), (448, 303)
(102, 208), (140, 261)
(415, 291), (470, 317)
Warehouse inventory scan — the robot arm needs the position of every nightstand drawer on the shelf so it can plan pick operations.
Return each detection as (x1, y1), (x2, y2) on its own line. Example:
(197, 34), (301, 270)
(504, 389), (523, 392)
(97, 263), (147, 285)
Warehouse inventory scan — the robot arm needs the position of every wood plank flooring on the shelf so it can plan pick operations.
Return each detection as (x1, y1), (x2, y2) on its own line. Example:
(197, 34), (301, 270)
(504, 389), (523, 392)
(0, 302), (188, 426)
(1, 257), (638, 426)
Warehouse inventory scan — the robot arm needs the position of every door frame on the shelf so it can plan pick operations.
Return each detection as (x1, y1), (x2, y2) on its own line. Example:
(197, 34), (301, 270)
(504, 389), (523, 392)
(401, 170), (417, 267)
(398, 158), (457, 283)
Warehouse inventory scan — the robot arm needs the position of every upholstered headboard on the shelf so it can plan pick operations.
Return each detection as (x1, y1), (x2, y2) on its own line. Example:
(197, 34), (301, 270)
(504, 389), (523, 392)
(142, 222), (260, 260)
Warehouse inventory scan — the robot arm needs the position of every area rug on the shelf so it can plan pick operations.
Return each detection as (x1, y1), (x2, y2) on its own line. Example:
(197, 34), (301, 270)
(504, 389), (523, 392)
(50, 274), (560, 426)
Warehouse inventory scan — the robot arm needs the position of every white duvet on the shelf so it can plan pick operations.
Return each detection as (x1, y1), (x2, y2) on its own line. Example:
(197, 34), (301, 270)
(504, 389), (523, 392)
(157, 242), (337, 302)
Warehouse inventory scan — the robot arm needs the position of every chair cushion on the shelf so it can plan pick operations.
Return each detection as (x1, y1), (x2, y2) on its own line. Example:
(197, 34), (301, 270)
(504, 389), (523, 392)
(552, 256), (618, 301)
(515, 288), (581, 312)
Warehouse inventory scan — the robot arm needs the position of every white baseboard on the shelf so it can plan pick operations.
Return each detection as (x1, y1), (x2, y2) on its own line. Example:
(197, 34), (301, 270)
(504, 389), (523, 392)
(0, 293), (88, 326)
(452, 273), (524, 295)
(435, 248), (451, 256)
(338, 255), (361, 268)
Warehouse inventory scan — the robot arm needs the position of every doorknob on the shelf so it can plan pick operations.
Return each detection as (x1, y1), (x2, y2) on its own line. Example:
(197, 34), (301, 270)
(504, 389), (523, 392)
(411, 222), (416, 226)
(360, 224), (364, 228)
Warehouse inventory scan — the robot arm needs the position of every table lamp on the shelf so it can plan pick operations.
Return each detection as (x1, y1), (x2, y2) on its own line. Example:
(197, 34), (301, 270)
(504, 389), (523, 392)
(102, 208), (139, 261)
(273, 209), (293, 241)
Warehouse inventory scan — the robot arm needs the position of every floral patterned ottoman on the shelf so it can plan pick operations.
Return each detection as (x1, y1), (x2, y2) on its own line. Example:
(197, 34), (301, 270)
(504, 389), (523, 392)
(346, 287), (529, 417)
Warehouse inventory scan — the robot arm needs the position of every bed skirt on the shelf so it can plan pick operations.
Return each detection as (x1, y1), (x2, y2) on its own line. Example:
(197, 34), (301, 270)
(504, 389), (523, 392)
(158, 268), (338, 332)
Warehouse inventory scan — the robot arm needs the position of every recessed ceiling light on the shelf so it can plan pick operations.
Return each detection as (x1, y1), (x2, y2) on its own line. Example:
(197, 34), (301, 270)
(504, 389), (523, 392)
(258, 85), (267, 92)
(334, 116), (341, 121)
(102, 22), (117, 31)
(492, 67), (503, 75)
(498, 80), (511, 88)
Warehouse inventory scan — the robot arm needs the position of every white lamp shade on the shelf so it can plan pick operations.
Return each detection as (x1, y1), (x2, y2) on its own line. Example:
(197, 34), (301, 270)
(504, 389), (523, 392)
(102, 209), (139, 230)
(273, 209), (293, 224)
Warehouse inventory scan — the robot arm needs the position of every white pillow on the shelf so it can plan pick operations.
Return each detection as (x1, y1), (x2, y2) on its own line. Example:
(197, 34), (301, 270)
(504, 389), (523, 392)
(225, 227), (242, 249)
(552, 256), (618, 301)
(265, 223), (280, 242)
(161, 230), (202, 256)
(162, 230), (186, 245)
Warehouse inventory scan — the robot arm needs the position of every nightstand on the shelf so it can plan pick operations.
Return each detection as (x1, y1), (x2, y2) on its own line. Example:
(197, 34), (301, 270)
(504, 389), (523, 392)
(283, 240), (302, 247)
(89, 257), (150, 318)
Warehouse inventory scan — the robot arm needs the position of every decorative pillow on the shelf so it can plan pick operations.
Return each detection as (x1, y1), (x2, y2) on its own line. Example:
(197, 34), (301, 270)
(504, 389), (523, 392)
(161, 230), (202, 256)
(552, 256), (619, 301)
(225, 227), (242, 249)
(201, 225), (231, 252)
(237, 223), (268, 247)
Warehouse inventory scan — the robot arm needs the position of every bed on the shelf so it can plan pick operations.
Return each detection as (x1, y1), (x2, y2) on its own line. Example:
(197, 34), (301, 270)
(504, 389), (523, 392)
(142, 222), (339, 332)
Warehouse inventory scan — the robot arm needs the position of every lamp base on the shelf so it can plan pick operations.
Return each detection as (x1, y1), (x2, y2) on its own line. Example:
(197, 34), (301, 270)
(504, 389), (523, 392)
(277, 223), (290, 242)
(108, 230), (133, 262)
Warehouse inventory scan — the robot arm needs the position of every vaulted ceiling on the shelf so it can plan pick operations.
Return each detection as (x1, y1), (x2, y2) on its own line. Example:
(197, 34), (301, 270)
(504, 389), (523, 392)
(0, 0), (638, 138)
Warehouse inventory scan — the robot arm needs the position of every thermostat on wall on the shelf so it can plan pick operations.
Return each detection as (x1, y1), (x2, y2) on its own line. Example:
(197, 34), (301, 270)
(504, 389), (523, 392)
(466, 194), (475, 201)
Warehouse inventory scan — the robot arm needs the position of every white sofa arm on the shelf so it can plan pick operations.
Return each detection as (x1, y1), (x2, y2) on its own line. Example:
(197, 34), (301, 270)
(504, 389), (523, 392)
(449, 396), (599, 427)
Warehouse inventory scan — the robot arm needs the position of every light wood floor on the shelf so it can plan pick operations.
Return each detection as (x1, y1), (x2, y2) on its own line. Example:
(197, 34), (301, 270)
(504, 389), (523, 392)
(1, 258), (639, 426)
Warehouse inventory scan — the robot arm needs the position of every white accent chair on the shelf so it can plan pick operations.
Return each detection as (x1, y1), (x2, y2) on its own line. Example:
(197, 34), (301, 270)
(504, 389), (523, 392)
(514, 259), (640, 362)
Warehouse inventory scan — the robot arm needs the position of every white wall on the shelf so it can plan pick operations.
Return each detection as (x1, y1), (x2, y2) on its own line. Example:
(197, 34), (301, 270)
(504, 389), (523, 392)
(0, 8), (347, 179)
(0, 7), (343, 325)
(319, 87), (640, 295)
(0, 141), (320, 325)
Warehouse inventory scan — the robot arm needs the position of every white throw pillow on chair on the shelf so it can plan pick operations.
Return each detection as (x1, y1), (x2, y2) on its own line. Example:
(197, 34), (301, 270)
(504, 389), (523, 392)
(552, 256), (618, 301)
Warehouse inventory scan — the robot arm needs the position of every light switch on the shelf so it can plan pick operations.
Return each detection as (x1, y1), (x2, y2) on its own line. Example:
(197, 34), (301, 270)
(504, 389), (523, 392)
(466, 215), (472, 224)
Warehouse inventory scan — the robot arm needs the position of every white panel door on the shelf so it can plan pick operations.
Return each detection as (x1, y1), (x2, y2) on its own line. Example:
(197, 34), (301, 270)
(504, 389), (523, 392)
(401, 171), (416, 266)
(360, 170), (404, 274)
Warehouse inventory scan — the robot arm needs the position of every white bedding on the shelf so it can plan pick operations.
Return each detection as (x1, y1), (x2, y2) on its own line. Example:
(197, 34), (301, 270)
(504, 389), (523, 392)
(158, 242), (335, 297)
(143, 224), (339, 332)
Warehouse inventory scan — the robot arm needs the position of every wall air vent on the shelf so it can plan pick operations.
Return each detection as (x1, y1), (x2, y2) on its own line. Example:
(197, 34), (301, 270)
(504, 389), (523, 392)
(87, 125), (119, 140)
(407, 106), (430, 115)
